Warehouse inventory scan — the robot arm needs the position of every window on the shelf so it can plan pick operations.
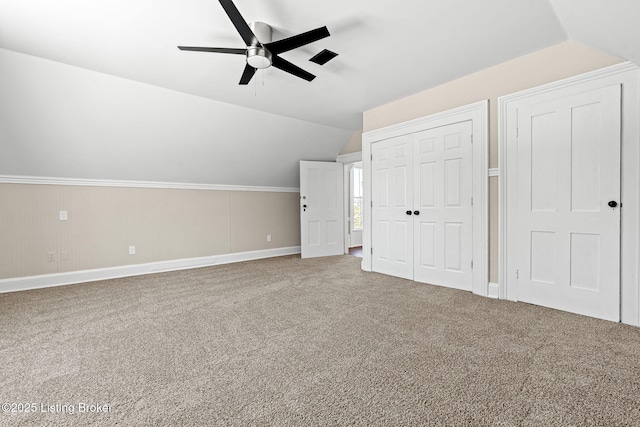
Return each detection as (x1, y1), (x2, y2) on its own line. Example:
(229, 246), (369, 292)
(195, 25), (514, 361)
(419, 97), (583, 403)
(352, 165), (363, 231)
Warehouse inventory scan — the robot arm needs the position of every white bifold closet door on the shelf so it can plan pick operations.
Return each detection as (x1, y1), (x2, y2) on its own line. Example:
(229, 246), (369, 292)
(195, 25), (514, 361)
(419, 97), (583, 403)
(372, 121), (473, 291)
(371, 134), (414, 280)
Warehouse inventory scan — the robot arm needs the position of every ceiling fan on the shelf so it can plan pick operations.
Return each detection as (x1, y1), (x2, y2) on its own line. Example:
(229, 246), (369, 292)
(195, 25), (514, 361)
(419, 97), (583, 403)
(178, 0), (336, 85)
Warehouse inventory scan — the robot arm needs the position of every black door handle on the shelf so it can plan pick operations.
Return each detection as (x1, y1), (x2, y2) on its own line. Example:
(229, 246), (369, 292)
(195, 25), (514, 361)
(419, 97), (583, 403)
(413, 211), (420, 216)
(406, 210), (412, 215)
(608, 201), (618, 208)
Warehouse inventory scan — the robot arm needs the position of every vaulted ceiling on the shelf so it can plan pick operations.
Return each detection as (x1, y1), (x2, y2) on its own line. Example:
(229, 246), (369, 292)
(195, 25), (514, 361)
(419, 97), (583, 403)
(0, 0), (638, 188)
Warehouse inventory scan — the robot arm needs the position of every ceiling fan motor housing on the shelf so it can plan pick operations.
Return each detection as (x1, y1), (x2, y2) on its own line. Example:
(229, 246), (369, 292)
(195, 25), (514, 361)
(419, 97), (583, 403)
(247, 47), (272, 69)
(247, 22), (273, 69)
(249, 22), (272, 43)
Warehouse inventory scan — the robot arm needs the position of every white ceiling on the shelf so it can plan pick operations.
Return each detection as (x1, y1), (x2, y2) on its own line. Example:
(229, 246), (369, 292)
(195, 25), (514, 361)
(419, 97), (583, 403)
(0, 0), (638, 187)
(549, 0), (640, 66)
(0, 0), (570, 131)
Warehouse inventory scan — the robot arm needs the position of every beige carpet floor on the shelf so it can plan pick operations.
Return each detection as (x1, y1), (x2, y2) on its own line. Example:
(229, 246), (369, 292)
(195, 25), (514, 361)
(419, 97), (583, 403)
(1, 254), (640, 426)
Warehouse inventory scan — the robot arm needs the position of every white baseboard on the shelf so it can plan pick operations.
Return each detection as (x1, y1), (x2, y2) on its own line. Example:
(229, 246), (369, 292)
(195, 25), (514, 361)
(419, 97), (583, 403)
(487, 282), (500, 299)
(0, 246), (301, 294)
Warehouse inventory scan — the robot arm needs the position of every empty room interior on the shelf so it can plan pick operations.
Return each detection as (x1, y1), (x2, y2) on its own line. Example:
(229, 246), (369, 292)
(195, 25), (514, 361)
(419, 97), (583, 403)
(2, 0), (640, 425)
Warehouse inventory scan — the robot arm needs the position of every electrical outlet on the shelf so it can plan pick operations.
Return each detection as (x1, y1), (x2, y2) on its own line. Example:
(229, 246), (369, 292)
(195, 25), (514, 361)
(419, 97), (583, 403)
(59, 211), (68, 221)
(267, 234), (272, 242)
(47, 252), (56, 262)
(128, 246), (136, 255)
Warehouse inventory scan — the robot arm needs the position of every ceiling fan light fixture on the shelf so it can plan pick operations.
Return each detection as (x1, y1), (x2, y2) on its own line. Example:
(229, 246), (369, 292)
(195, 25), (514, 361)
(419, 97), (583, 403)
(177, 2), (331, 84)
(246, 47), (272, 69)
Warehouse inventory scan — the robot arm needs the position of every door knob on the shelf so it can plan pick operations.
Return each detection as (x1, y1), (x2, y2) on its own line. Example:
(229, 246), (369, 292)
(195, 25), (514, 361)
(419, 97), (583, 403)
(413, 210), (420, 216)
(406, 210), (412, 215)
(608, 201), (618, 208)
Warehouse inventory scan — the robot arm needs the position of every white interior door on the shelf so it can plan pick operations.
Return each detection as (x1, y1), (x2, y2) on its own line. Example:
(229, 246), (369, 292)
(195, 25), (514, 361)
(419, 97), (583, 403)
(371, 135), (413, 280)
(300, 161), (344, 259)
(413, 121), (473, 290)
(516, 85), (621, 321)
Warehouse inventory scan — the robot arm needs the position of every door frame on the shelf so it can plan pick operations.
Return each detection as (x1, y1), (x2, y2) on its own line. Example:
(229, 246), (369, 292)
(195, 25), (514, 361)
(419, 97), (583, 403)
(337, 151), (363, 254)
(362, 100), (489, 296)
(499, 62), (640, 326)
(347, 162), (363, 248)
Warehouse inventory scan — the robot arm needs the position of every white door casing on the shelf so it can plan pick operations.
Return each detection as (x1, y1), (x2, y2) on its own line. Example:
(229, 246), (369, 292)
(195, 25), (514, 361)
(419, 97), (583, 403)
(516, 85), (621, 320)
(337, 152), (363, 254)
(498, 62), (640, 326)
(413, 121), (473, 290)
(349, 164), (363, 248)
(300, 161), (344, 259)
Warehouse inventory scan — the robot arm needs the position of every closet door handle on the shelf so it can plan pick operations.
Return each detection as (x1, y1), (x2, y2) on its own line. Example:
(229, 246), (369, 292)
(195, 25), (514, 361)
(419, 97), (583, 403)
(413, 210), (420, 216)
(406, 210), (412, 215)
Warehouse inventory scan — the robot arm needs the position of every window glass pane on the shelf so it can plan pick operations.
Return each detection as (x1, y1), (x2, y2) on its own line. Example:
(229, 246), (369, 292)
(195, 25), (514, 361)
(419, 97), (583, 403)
(353, 197), (363, 230)
(353, 167), (363, 198)
(352, 166), (363, 231)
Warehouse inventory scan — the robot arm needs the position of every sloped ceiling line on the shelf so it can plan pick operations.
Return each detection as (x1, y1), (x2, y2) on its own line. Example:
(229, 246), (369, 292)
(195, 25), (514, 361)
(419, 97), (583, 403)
(1, 0), (638, 187)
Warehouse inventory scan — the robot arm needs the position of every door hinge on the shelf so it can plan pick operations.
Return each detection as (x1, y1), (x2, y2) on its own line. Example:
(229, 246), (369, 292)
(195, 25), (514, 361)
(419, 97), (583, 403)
(471, 135), (473, 144)
(371, 201), (373, 208)
(515, 269), (519, 279)
(371, 247), (373, 254)
(471, 197), (473, 206)
(371, 154), (373, 161)
(471, 260), (473, 269)
(516, 126), (519, 137)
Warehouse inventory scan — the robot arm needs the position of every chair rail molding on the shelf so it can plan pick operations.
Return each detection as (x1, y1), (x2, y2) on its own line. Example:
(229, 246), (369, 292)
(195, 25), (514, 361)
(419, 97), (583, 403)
(0, 175), (299, 193)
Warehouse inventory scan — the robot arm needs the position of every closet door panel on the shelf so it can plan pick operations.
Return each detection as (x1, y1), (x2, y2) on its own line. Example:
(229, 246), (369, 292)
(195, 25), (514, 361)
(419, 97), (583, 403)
(371, 135), (414, 280)
(413, 121), (473, 290)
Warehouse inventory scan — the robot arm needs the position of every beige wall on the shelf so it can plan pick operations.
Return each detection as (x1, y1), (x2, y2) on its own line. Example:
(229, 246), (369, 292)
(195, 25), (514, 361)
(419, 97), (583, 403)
(229, 192), (301, 253)
(363, 41), (623, 282)
(0, 184), (300, 280)
(340, 130), (363, 155)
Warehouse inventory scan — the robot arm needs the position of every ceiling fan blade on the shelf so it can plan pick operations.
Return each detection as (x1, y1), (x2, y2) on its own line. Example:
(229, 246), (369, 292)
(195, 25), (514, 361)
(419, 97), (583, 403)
(178, 46), (247, 54)
(218, 0), (260, 47)
(271, 56), (315, 82)
(265, 26), (330, 55)
(239, 64), (257, 85)
(310, 49), (338, 65)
